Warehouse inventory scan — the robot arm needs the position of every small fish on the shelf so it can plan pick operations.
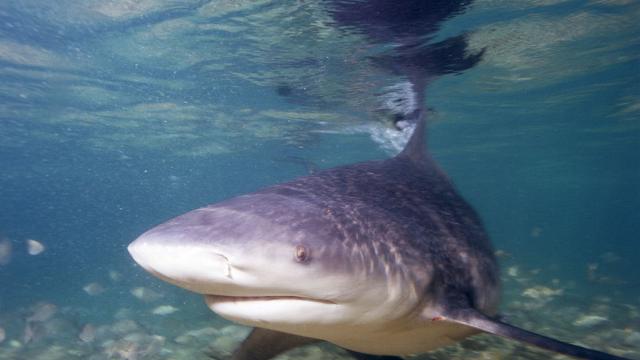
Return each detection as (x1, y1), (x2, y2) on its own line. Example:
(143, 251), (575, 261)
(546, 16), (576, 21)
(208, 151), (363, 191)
(522, 285), (563, 300)
(151, 305), (179, 315)
(130, 287), (162, 302)
(0, 326), (6, 343)
(78, 324), (96, 343)
(0, 238), (11, 265)
(83, 282), (106, 296)
(573, 315), (609, 328)
(26, 239), (45, 255)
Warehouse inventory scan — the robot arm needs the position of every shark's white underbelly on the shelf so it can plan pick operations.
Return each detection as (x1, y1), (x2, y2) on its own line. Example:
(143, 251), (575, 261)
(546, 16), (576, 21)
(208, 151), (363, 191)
(322, 321), (478, 355)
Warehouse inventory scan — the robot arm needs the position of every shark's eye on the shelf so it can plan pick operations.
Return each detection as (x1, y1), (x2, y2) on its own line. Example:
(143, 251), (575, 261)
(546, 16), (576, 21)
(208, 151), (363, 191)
(294, 245), (310, 263)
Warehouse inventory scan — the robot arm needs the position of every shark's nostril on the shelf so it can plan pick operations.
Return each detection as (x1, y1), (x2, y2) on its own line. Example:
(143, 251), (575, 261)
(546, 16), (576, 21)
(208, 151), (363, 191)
(126, 234), (235, 295)
(210, 252), (232, 279)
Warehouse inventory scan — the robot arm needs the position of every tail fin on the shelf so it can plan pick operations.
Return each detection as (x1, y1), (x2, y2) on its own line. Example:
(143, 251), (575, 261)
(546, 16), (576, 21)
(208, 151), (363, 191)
(447, 309), (632, 360)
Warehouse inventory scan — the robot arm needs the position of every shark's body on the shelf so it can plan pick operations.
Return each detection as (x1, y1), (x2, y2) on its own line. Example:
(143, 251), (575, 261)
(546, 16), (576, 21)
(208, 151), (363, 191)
(129, 107), (629, 360)
(128, 2), (631, 358)
(225, 154), (498, 349)
(135, 146), (497, 355)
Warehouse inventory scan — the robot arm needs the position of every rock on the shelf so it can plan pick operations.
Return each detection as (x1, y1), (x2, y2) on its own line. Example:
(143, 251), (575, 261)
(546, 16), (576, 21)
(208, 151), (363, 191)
(187, 327), (219, 338)
(573, 314), (609, 328)
(522, 285), (563, 300)
(78, 324), (96, 343)
(130, 287), (162, 302)
(174, 334), (192, 345)
(108, 270), (122, 282)
(32, 345), (67, 360)
(175, 326), (219, 344)
(9, 339), (21, 348)
(113, 308), (134, 320)
(123, 332), (147, 343)
(83, 282), (106, 296)
(623, 331), (640, 348)
(40, 317), (77, 340)
(111, 319), (140, 335)
(151, 305), (179, 315)
(211, 335), (238, 354)
(93, 325), (112, 341)
(27, 302), (58, 322)
(220, 325), (250, 340)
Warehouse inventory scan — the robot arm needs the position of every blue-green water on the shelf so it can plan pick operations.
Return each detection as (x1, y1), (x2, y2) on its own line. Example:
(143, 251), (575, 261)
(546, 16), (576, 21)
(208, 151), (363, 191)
(0, 0), (638, 359)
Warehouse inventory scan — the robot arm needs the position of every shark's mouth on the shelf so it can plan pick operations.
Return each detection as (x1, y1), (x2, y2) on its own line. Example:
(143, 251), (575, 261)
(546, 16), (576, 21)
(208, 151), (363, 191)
(204, 294), (339, 325)
(204, 294), (336, 305)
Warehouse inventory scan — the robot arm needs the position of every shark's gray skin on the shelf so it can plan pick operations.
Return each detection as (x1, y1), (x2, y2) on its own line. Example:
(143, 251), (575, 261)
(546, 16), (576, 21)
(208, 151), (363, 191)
(128, 3), (630, 359)
(128, 85), (630, 360)
(128, 2), (624, 352)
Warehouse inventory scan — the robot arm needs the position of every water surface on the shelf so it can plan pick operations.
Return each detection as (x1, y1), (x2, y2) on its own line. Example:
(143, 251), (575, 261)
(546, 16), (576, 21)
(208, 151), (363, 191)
(0, 0), (638, 359)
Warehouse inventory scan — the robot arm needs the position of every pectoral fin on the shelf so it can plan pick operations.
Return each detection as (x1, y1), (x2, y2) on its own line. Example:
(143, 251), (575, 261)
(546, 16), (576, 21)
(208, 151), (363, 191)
(445, 309), (632, 360)
(230, 327), (318, 360)
(346, 350), (404, 360)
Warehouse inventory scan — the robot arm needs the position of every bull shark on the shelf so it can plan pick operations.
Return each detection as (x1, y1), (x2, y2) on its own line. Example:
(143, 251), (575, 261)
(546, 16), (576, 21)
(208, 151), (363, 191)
(127, 4), (629, 359)
(128, 79), (630, 359)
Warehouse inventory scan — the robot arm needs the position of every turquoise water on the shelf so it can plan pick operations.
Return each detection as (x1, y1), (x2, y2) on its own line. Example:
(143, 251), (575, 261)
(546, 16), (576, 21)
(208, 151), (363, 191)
(0, 0), (639, 359)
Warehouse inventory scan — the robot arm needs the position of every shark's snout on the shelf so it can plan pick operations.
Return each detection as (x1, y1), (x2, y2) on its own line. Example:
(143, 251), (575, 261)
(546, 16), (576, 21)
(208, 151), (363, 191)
(128, 232), (233, 294)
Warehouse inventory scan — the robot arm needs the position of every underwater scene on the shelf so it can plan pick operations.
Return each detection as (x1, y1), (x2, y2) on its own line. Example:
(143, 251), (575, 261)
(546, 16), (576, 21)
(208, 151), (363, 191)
(0, 0), (639, 359)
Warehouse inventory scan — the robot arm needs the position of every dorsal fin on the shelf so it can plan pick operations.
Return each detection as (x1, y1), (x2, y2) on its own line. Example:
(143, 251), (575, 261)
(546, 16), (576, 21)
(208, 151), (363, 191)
(397, 108), (427, 163)
(445, 309), (631, 360)
(397, 77), (428, 164)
